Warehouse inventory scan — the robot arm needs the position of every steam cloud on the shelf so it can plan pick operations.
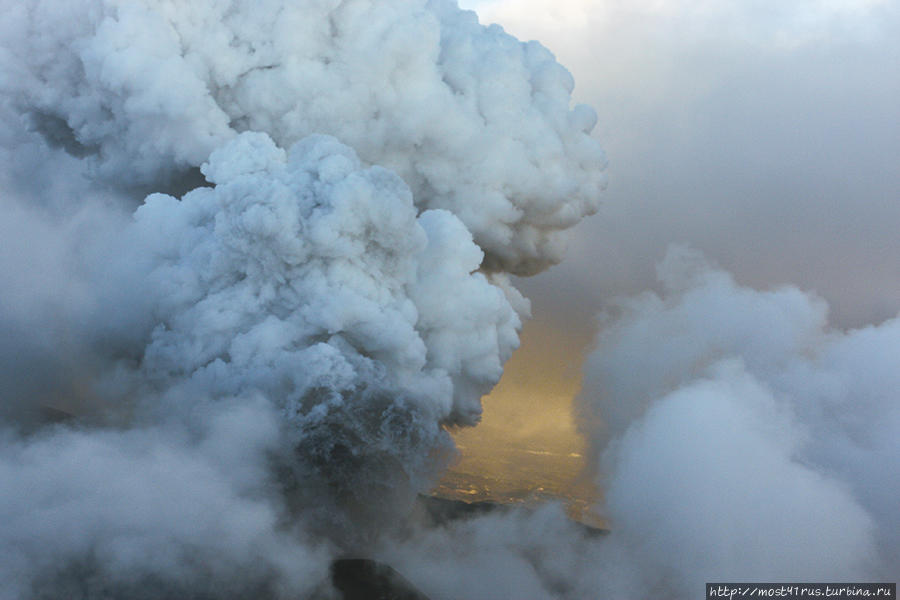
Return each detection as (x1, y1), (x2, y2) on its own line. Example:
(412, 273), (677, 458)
(0, 0), (603, 597)
(577, 247), (899, 594)
(2, 0), (604, 274)
(371, 249), (898, 600)
(4, 0), (895, 598)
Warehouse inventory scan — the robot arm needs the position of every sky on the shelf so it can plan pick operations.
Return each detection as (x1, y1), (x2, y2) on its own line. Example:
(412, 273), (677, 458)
(450, 0), (900, 481)
(464, 0), (899, 327)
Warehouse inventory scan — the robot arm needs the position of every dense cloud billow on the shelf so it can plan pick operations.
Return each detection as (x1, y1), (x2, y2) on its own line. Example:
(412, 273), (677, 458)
(0, 400), (332, 599)
(374, 248), (899, 600)
(4, 0), (896, 597)
(0, 0), (603, 597)
(1, 0), (605, 275)
(133, 131), (521, 530)
(577, 247), (899, 593)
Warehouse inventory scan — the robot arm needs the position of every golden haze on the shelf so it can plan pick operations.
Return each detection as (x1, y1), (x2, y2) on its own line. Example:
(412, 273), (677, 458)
(434, 317), (603, 525)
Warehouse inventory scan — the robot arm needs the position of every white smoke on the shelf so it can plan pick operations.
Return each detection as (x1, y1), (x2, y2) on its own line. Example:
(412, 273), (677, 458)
(369, 242), (900, 599)
(452, 4), (900, 592)
(0, 400), (332, 599)
(1, 0), (604, 275)
(129, 131), (521, 531)
(0, 0), (604, 597)
(577, 246), (899, 595)
(14, 0), (894, 597)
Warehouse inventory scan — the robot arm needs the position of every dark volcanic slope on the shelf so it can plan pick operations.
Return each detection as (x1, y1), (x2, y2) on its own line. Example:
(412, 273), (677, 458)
(331, 559), (430, 600)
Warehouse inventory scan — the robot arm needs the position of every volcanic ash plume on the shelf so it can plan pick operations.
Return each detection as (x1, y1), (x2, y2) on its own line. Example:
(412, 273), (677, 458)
(0, 0), (605, 596)
(132, 131), (522, 524)
(577, 246), (899, 594)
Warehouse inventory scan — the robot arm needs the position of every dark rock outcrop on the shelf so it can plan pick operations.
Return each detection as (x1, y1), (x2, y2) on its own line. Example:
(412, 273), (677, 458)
(330, 559), (430, 600)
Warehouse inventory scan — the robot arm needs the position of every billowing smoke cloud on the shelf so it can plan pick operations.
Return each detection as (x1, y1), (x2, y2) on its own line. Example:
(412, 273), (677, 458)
(2, 0), (604, 275)
(0, 400), (332, 599)
(0, 0), (604, 596)
(9, 0), (894, 597)
(362, 247), (898, 600)
(577, 246), (899, 594)
(131, 131), (521, 529)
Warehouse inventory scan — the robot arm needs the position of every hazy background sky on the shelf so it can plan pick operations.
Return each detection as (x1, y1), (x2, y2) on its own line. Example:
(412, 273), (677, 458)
(462, 0), (899, 329)
(450, 0), (899, 489)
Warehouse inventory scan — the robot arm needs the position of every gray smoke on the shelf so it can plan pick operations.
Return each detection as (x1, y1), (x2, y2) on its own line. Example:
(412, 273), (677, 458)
(8, 0), (893, 597)
(577, 247), (898, 595)
(130, 131), (522, 531)
(0, 0), (604, 597)
(1, 0), (605, 275)
(0, 400), (332, 599)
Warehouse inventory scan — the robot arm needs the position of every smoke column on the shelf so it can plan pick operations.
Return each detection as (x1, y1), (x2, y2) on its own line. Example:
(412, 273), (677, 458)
(7, 1), (891, 599)
(0, 0), (604, 597)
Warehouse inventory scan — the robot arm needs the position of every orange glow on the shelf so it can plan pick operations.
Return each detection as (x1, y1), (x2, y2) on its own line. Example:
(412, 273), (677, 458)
(434, 317), (603, 524)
